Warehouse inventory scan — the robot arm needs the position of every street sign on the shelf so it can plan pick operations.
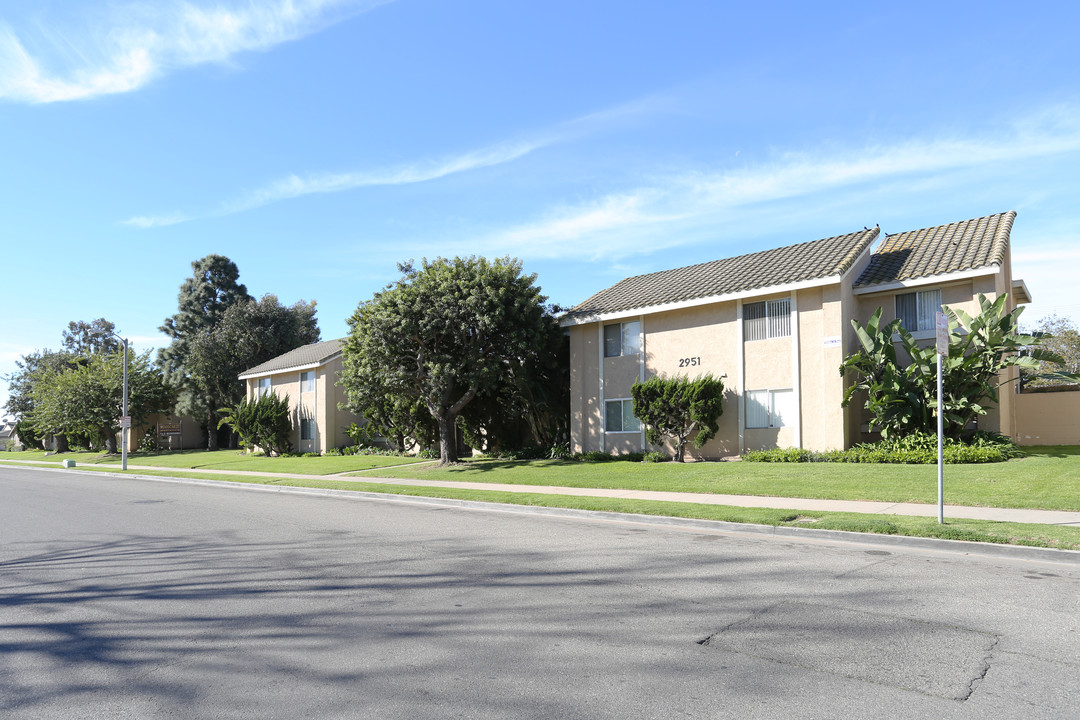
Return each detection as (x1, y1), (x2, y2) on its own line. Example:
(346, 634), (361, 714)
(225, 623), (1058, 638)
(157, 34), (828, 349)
(120, 416), (131, 429)
(935, 312), (949, 355)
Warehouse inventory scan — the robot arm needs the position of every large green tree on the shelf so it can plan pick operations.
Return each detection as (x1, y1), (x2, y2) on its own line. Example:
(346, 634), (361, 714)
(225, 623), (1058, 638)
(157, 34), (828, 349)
(183, 294), (320, 449)
(341, 257), (559, 465)
(159, 256), (319, 450)
(62, 318), (121, 355)
(841, 294), (1061, 439)
(159, 255), (252, 449)
(3, 349), (75, 450)
(29, 349), (174, 453)
(1023, 314), (1080, 388)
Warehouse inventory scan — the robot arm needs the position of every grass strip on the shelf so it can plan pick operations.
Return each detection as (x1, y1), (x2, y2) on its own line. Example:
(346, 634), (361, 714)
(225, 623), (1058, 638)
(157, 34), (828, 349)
(0, 449), (428, 474)
(348, 450), (1080, 511)
(59, 465), (1080, 551)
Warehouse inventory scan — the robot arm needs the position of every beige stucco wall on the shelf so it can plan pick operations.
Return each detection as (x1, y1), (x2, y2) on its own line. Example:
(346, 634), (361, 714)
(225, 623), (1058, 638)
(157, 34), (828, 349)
(564, 286), (851, 458)
(1013, 392), (1080, 445)
(643, 303), (739, 458)
(127, 413), (203, 452)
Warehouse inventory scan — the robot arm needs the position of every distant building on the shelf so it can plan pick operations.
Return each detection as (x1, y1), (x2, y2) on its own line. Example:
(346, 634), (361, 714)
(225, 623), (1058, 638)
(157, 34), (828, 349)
(238, 339), (363, 454)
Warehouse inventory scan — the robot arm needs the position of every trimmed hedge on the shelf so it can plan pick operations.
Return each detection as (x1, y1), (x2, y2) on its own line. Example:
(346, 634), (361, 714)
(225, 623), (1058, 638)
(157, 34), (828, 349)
(742, 431), (1021, 464)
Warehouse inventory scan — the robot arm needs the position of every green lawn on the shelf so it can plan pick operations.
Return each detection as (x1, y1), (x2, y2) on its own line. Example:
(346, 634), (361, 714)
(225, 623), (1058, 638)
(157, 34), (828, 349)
(0, 448), (430, 474)
(59, 466), (1080, 550)
(349, 446), (1080, 511)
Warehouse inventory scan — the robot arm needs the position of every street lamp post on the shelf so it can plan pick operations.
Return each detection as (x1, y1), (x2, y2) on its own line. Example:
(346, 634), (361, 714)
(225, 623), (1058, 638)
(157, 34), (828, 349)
(120, 336), (129, 471)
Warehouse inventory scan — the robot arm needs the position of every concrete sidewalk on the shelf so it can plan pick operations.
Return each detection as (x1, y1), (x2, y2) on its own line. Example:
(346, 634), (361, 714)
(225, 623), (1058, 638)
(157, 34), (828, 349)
(5, 457), (1080, 527)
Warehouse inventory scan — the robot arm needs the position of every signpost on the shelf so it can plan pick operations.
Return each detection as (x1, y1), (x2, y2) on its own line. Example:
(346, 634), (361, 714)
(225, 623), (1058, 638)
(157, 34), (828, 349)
(935, 312), (949, 524)
(158, 422), (182, 451)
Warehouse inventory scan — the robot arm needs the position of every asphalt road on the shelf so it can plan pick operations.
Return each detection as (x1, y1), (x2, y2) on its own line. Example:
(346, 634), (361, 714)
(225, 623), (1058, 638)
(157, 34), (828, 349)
(1, 466), (1077, 719)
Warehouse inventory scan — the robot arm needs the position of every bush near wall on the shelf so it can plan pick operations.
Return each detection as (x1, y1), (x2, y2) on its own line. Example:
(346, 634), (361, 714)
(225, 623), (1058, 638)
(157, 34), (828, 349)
(742, 432), (1021, 464)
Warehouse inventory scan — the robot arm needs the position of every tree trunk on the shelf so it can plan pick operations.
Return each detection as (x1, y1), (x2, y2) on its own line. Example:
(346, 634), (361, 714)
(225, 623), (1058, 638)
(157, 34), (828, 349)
(103, 425), (118, 454)
(55, 434), (70, 454)
(674, 437), (686, 462)
(207, 410), (219, 451)
(436, 413), (457, 465)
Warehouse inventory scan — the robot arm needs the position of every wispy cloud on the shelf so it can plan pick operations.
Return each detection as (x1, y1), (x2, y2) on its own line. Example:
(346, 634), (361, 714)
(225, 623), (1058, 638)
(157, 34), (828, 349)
(122, 137), (551, 227)
(485, 105), (1080, 260)
(221, 139), (549, 215)
(121, 212), (191, 228)
(0, 0), (384, 103)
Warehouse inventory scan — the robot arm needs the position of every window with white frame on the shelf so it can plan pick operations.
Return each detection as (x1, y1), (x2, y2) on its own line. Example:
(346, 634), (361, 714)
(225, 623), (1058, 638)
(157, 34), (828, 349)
(603, 320), (641, 358)
(745, 389), (794, 429)
(605, 399), (641, 433)
(743, 299), (791, 341)
(300, 418), (315, 441)
(300, 370), (315, 393)
(257, 377), (271, 397)
(895, 289), (941, 332)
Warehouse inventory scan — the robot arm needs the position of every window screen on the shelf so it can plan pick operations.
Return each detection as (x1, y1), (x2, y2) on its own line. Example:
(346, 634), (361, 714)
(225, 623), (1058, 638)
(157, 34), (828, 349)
(895, 289), (941, 331)
(744, 299), (791, 341)
(604, 321), (641, 357)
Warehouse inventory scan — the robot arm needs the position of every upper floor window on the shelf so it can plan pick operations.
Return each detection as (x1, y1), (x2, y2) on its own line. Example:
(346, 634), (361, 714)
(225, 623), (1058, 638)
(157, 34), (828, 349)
(300, 371), (315, 393)
(257, 377), (271, 397)
(895, 289), (941, 332)
(744, 299), (791, 342)
(604, 321), (641, 358)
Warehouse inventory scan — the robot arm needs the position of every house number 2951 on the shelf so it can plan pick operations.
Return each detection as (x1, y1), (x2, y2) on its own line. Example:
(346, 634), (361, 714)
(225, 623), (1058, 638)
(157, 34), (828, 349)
(678, 356), (701, 368)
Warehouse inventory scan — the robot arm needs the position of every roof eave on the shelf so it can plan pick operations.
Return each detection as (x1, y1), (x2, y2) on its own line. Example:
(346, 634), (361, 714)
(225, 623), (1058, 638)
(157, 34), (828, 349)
(1012, 278), (1032, 304)
(559, 273), (848, 327)
(238, 352), (342, 380)
(852, 264), (1000, 296)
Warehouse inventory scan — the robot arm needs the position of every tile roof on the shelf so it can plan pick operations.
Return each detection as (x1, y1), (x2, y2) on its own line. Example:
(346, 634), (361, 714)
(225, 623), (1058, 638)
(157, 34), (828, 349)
(854, 211), (1015, 288)
(238, 338), (343, 378)
(561, 227), (879, 322)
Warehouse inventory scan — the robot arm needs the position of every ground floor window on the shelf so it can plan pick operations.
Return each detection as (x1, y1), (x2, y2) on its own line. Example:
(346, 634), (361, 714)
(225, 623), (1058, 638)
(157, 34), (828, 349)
(605, 398), (641, 433)
(745, 389), (793, 428)
(257, 377), (271, 396)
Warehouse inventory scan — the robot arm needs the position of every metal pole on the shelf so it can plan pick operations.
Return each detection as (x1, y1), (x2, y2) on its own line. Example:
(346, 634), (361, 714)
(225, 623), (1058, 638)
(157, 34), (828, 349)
(937, 351), (944, 524)
(122, 337), (129, 471)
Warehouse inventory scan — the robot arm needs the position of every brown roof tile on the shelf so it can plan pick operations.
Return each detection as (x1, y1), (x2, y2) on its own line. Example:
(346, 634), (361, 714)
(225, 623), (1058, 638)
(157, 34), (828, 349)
(854, 212), (1014, 288)
(238, 338), (342, 378)
(562, 227), (879, 321)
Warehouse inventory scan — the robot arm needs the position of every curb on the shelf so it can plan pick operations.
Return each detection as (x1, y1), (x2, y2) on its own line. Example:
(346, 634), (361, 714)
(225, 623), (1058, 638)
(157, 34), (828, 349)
(26, 464), (1080, 566)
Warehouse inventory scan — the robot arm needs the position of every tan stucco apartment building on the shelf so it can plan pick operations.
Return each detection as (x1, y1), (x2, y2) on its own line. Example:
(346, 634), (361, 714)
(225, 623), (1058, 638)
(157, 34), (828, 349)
(238, 338), (361, 454)
(560, 212), (1031, 459)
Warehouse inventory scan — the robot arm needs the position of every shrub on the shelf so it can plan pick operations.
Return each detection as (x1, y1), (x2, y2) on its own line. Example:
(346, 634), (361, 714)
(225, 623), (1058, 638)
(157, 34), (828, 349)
(741, 431), (1018, 464)
(631, 374), (724, 462)
(218, 393), (293, 457)
(418, 447), (440, 460)
(642, 451), (668, 463)
(548, 442), (572, 460)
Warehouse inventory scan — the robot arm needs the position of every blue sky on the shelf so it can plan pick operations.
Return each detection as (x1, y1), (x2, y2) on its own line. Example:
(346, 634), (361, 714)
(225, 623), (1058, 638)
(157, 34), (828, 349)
(3, 0), (1080, 410)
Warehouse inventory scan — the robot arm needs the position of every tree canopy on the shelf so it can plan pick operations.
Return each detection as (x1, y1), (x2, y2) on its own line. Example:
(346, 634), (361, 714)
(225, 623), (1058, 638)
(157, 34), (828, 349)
(1024, 314), (1080, 387)
(341, 256), (560, 464)
(158, 255), (318, 449)
(62, 318), (121, 355)
(29, 349), (174, 453)
(631, 374), (724, 462)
